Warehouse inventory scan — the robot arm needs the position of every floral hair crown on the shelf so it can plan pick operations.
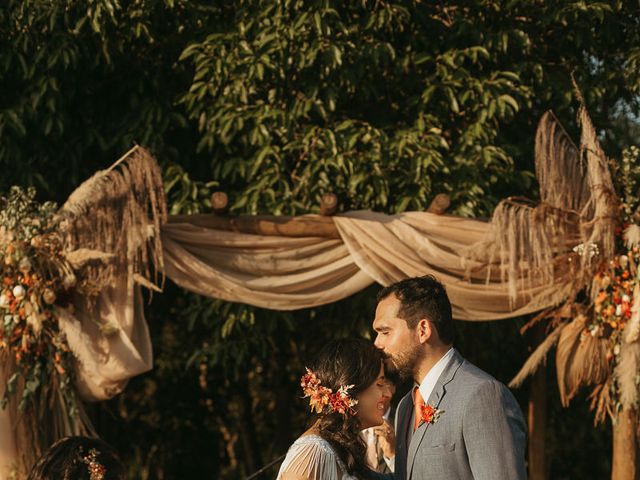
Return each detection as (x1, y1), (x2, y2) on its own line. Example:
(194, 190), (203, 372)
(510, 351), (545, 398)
(300, 368), (358, 416)
(81, 448), (107, 480)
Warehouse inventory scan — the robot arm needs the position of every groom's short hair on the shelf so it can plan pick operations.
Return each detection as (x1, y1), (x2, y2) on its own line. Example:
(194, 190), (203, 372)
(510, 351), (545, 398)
(377, 275), (454, 344)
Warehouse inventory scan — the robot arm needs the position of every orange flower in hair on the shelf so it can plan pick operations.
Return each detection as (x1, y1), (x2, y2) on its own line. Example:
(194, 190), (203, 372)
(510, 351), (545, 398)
(300, 368), (358, 416)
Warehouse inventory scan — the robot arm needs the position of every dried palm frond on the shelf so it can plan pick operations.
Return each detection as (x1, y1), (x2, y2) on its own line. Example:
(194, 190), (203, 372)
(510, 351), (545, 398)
(466, 198), (582, 304)
(1, 349), (94, 477)
(624, 224), (640, 249)
(589, 382), (613, 425)
(510, 322), (566, 388)
(626, 284), (640, 344)
(56, 146), (167, 296)
(535, 110), (590, 213)
(63, 248), (114, 269)
(577, 105), (619, 264)
(556, 314), (609, 406)
(464, 105), (619, 308)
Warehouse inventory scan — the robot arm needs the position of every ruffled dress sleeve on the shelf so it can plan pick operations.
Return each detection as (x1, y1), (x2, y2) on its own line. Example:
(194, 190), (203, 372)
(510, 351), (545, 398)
(276, 435), (348, 480)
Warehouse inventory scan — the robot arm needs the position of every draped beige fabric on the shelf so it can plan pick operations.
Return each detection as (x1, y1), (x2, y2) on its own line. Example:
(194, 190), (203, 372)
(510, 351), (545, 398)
(162, 210), (571, 320)
(59, 281), (153, 402)
(161, 222), (373, 310)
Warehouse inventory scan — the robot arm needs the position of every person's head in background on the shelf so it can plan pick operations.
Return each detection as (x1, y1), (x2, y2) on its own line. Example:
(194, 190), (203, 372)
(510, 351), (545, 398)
(380, 372), (398, 416)
(27, 436), (125, 480)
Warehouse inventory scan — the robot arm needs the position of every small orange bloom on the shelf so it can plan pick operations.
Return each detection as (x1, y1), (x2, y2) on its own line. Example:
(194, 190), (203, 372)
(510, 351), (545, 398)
(419, 404), (444, 425)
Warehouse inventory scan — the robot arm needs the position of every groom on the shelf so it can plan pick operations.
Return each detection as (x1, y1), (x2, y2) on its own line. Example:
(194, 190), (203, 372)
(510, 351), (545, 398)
(372, 275), (526, 480)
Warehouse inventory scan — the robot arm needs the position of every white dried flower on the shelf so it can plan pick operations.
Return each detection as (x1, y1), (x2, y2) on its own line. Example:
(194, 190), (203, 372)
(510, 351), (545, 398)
(620, 255), (629, 268)
(19, 257), (32, 273)
(12, 285), (25, 299)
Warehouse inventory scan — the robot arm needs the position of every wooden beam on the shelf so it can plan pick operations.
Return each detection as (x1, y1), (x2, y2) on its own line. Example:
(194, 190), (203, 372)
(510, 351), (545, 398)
(168, 213), (340, 239)
(427, 193), (451, 215)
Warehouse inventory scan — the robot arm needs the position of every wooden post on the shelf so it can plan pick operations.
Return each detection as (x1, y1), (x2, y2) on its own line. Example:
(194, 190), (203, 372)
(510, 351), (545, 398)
(611, 407), (637, 480)
(320, 193), (338, 216)
(528, 323), (547, 480)
(211, 191), (229, 215)
(427, 193), (451, 215)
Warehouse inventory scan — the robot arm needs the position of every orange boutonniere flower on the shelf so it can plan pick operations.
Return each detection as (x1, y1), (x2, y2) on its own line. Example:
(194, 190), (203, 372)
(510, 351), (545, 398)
(420, 404), (444, 425)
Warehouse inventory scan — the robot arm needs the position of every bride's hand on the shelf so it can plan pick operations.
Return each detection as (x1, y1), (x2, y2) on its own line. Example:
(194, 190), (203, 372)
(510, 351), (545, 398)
(373, 419), (395, 458)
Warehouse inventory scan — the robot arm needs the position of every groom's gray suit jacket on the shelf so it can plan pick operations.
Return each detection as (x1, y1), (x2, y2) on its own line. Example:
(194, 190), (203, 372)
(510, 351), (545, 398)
(392, 349), (527, 480)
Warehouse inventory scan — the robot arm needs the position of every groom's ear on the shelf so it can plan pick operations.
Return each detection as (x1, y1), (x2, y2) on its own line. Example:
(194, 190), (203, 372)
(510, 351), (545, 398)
(416, 318), (433, 344)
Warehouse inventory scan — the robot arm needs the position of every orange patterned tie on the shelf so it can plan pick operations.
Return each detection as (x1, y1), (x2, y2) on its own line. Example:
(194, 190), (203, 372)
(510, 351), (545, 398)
(413, 386), (424, 432)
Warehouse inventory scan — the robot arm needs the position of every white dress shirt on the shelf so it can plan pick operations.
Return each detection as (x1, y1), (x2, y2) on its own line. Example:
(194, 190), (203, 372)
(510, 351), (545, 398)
(417, 347), (455, 404)
(362, 408), (394, 472)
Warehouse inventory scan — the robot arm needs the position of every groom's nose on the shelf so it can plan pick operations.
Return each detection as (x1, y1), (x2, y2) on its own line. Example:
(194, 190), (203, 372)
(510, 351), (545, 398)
(374, 334), (384, 350)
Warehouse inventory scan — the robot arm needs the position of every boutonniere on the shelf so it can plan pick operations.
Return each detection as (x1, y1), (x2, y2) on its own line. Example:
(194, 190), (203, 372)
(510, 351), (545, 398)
(419, 404), (444, 425)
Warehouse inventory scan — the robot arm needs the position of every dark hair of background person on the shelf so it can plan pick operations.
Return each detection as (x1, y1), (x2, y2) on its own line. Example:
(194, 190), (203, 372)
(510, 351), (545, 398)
(27, 436), (125, 480)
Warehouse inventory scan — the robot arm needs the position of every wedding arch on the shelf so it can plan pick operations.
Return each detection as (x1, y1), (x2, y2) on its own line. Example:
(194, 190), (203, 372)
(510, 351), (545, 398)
(0, 104), (636, 479)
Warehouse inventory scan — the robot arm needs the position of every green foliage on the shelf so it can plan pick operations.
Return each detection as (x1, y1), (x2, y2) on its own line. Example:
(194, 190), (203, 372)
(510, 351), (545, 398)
(163, 164), (218, 215)
(0, 0), (213, 197)
(179, 1), (532, 216)
(617, 146), (640, 221)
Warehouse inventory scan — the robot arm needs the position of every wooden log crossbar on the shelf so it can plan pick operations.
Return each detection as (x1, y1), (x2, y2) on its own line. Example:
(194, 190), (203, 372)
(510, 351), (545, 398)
(169, 194), (451, 239)
(169, 213), (342, 239)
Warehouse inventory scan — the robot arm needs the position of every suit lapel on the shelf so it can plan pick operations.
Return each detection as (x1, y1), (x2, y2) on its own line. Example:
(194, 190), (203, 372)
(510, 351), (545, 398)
(406, 350), (464, 479)
(395, 393), (413, 480)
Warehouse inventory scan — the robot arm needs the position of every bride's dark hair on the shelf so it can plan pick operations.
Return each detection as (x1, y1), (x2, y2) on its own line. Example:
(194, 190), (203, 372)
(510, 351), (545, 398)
(308, 338), (383, 478)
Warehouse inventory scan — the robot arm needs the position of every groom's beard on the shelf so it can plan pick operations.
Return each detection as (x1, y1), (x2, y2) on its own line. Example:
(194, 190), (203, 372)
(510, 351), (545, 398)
(384, 347), (421, 382)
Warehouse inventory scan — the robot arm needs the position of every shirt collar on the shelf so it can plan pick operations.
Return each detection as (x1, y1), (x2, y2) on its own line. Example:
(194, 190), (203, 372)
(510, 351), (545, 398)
(417, 347), (455, 404)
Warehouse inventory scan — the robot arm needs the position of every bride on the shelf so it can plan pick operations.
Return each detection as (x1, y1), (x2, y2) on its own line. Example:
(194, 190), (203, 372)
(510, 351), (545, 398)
(277, 338), (393, 480)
